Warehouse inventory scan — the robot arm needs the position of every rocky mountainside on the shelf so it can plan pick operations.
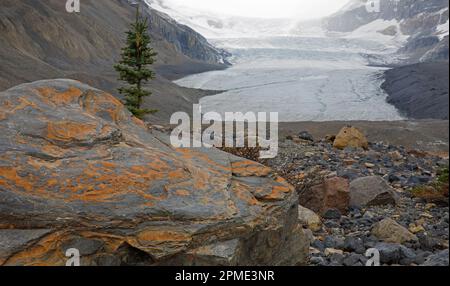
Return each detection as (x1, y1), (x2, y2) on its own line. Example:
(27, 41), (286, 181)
(0, 79), (309, 266)
(0, 0), (228, 122)
(324, 0), (449, 63)
(382, 62), (449, 120)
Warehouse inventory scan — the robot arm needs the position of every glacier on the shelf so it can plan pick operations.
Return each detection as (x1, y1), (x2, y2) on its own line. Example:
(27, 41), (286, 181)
(175, 36), (405, 122)
(146, 0), (406, 122)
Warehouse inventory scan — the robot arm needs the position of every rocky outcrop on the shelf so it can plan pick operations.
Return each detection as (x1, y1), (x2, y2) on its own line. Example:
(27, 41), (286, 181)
(0, 80), (309, 266)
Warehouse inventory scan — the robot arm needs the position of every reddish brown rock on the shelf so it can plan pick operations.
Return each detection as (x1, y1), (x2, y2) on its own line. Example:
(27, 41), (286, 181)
(0, 80), (309, 266)
(299, 177), (350, 215)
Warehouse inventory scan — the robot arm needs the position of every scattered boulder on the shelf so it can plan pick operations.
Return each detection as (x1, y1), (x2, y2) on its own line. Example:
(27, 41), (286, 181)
(333, 126), (369, 150)
(372, 218), (418, 244)
(299, 177), (350, 215)
(298, 206), (322, 232)
(0, 80), (310, 266)
(350, 176), (399, 207)
(298, 131), (314, 142)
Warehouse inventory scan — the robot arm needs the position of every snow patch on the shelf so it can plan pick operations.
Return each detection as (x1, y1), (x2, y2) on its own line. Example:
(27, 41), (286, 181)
(436, 19), (449, 40)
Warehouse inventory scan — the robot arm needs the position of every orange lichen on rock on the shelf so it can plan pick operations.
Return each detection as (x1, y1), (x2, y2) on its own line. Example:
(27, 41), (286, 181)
(47, 121), (99, 142)
(231, 160), (272, 177)
(0, 80), (307, 266)
(40, 144), (68, 157)
(0, 108), (7, 121)
(10, 97), (38, 113)
(3, 232), (66, 266)
(36, 86), (83, 106)
(232, 183), (260, 206)
(0, 166), (33, 192)
(80, 91), (128, 123)
(135, 229), (192, 243)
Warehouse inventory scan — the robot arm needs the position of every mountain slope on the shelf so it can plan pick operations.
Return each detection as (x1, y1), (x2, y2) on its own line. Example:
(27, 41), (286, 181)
(382, 62), (449, 119)
(324, 0), (449, 63)
(0, 0), (227, 122)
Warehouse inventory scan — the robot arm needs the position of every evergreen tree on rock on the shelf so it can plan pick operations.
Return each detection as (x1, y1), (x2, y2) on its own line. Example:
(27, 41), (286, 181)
(115, 4), (157, 119)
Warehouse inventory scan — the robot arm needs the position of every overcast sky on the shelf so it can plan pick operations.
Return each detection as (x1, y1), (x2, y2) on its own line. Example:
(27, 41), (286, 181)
(164, 0), (351, 19)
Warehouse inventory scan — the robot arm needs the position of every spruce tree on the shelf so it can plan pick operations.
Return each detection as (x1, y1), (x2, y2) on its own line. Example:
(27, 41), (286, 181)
(115, 5), (157, 119)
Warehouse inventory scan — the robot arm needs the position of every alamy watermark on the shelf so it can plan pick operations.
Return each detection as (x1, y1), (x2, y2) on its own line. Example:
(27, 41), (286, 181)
(170, 105), (279, 159)
(65, 248), (81, 266)
(365, 0), (402, 13)
(66, 0), (80, 13)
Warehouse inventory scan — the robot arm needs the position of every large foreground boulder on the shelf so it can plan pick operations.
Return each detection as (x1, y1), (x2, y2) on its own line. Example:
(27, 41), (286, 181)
(0, 80), (309, 266)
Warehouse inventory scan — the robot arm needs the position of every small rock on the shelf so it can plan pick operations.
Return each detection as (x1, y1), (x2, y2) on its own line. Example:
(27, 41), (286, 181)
(299, 131), (314, 142)
(344, 237), (366, 254)
(298, 206), (322, 232)
(343, 253), (364, 266)
(372, 218), (418, 244)
(423, 249), (449, 266)
(324, 248), (344, 257)
(420, 213), (434, 219)
(365, 163), (376, 169)
(323, 208), (342, 220)
(389, 151), (403, 161)
(409, 225), (426, 234)
(425, 203), (437, 211)
(375, 243), (416, 265)
(310, 256), (325, 265)
(312, 240), (325, 252)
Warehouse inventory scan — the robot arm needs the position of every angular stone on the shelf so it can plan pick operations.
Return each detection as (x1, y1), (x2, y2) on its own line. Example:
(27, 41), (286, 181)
(350, 176), (399, 207)
(333, 126), (369, 150)
(0, 80), (308, 266)
(300, 177), (350, 215)
(372, 218), (418, 244)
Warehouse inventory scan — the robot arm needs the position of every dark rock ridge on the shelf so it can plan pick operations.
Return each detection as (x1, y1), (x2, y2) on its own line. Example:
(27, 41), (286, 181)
(0, 79), (309, 266)
(0, 0), (228, 123)
(324, 0), (449, 63)
(381, 62), (449, 120)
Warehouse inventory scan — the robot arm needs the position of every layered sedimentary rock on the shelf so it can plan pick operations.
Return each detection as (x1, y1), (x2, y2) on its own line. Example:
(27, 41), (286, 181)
(0, 80), (308, 266)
